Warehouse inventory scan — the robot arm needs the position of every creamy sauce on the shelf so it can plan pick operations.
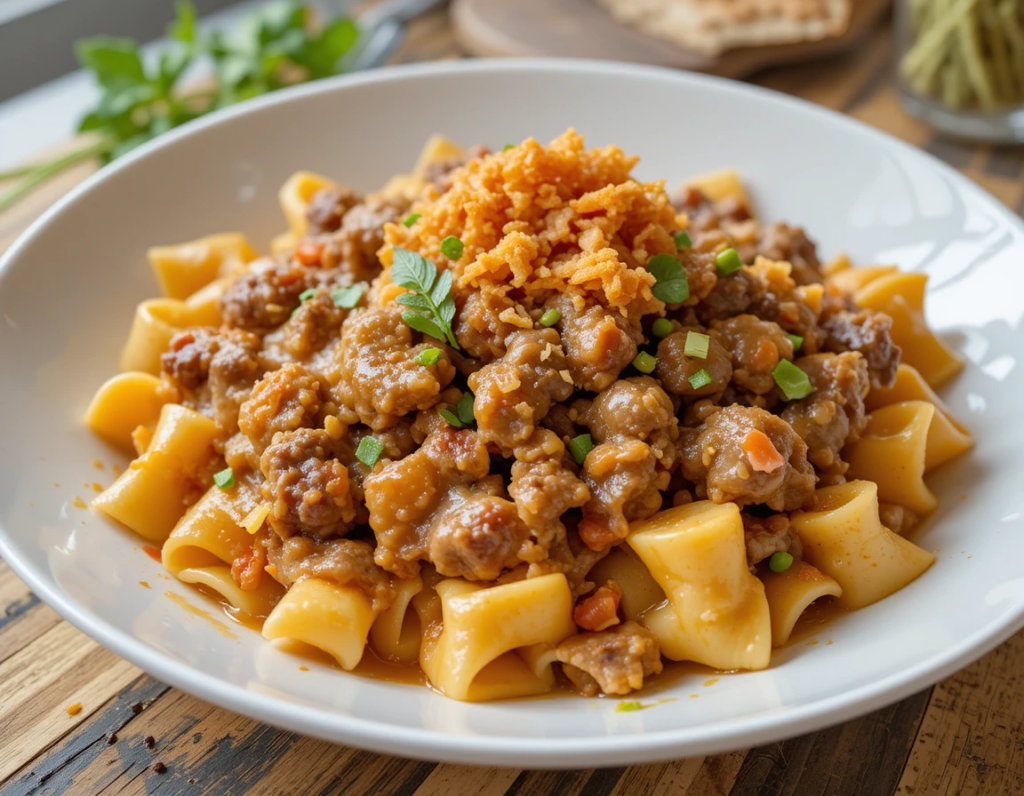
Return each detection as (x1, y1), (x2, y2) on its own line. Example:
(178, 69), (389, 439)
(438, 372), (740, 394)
(165, 591), (237, 639)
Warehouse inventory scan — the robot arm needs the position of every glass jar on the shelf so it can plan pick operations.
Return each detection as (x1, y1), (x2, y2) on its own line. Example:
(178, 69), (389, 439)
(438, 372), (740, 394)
(896, 0), (1024, 143)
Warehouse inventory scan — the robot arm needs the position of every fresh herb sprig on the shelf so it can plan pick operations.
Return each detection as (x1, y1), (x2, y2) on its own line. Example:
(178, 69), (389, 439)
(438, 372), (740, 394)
(390, 248), (461, 350)
(0, 1), (359, 212)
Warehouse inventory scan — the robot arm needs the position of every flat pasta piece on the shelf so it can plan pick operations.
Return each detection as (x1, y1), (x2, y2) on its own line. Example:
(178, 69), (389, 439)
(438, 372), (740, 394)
(586, 545), (665, 623)
(759, 561), (842, 646)
(418, 574), (576, 701)
(182, 276), (232, 327)
(176, 566), (283, 620)
(162, 480), (282, 620)
(627, 501), (772, 671)
(279, 171), (340, 238)
(825, 264), (897, 295)
(270, 232), (296, 256)
(854, 272), (964, 388)
(865, 364), (973, 471)
(790, 481), (935, 609)
(148, 233), (256, 300)
(85, 372), (169, 452)
(263, 578), (378, 670)
(684, 168), (750, 206)
(119, 297), (215, 374)
(369, 574), (423, 665)
(93, 404), (222, 543)
(844, 400), (938, 514)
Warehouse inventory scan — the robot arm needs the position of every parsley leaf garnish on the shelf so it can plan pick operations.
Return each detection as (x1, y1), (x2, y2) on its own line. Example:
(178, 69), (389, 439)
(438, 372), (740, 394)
(648, 254), (690, 304)
(391, 248), (460, 349)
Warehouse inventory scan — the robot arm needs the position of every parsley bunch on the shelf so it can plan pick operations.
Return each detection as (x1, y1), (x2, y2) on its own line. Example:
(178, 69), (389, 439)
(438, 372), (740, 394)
(0, 1), (359, 212)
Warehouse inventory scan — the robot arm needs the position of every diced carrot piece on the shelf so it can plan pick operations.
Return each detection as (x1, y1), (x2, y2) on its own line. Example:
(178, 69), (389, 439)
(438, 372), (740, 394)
(232, 545), (267, 592)
(752, 339), (780, 371)
(573, 582), (623, 631)
(295, 240), (324, 266)
(741, 429), (785, 473)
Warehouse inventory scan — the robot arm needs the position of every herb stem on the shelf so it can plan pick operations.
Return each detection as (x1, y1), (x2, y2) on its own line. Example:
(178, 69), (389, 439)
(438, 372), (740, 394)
(0, 138), (110, 213)
(422, 289), (459, 348)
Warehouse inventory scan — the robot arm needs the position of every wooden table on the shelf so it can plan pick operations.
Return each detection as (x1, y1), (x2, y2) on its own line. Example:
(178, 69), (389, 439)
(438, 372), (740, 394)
(3, 8), (1024, 796)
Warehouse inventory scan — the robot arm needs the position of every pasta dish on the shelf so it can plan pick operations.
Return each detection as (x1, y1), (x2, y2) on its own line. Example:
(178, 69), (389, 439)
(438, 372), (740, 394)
(86, 130), (972, 701)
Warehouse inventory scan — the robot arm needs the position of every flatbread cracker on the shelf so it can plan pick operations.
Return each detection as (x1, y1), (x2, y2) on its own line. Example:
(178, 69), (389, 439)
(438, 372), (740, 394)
(597, 0), (853, 56)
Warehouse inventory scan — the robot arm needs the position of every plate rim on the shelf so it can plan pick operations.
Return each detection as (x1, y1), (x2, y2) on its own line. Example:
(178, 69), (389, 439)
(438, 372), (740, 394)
(1, 57), (1021, 768)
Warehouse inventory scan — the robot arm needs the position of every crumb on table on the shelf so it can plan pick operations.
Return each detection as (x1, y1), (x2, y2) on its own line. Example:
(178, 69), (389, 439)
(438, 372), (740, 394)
(65, 702), (82, 716)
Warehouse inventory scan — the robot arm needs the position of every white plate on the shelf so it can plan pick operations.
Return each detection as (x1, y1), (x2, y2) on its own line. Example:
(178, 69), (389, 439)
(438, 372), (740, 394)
(1, 60), (1022, 769)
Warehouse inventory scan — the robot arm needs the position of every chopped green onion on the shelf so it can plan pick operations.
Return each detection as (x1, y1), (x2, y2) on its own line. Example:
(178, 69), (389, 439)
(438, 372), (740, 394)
(768, 551), (794, 573)
(503, 143), (515, 151)
(415, 347), (442, 366)
(715, 248), (743, 275)
(615, 700), (643, 713)
(402, 212), (422, 227)
(688, 369), (712, 390)
(539, 308), (561, 327)
(632, 351), (657, 374)
(786, 333), (804, 352)
(456, 392), (475, 425)
(440, 235), (464, 260)
(439, 408), (463, 428)
(674, 230), (692, 250)
(568, 434), (595, 467)
(683, 331), (710, 359)
(651, 318), (674, 338)
(330, 284), (363, 309)
(772, 360), (815, 400)
(298, 288), (317, 302)
(648, 253), (690, 304)
(355, 436), (384, 468)
(213, 467), (234, 490)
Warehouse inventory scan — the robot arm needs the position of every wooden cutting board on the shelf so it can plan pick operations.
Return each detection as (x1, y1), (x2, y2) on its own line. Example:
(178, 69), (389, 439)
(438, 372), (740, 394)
(452, 0), (891, 78)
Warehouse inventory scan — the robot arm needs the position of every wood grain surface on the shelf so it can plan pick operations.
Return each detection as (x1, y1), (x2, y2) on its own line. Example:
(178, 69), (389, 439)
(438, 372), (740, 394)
(2, 6), (1024, 796)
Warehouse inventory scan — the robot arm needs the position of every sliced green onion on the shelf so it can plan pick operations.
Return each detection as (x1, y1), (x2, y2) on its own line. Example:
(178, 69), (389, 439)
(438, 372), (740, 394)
(688, 369), (712, 390)
(439, 408), (463, 428)
(355, 436), (384, 468)
(213, 467), (234, 490)
(503, 143), (515, 151)
(330, 284), (363, 309)
(769, 551), (794, 573)
(402, 212), (422, 227)
(786, 333), (804, 352)
(298, 288), (317, 302)
(632, 351), (657, 374)
(415, 347), (442, 366)
(683, 331), (710, 359)
(772, 360), (815, 400)
(715, 248), (743, 275)
(456, 392), (475, 425)
(568, 434), (594, 467)
(440, 235), (464, 260)
(539, 308), (561, 327)
(651, 318), (674, 338)
(674, 230), (692, 250)
(615, 700), (643, 713)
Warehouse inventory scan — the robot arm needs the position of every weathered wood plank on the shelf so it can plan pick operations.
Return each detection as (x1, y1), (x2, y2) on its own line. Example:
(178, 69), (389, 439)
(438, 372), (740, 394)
(729, 686), (931, 796)
(895, 630), (1024, 796)
(3, 676), (170, 796)
(0, 623), (141, 781)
